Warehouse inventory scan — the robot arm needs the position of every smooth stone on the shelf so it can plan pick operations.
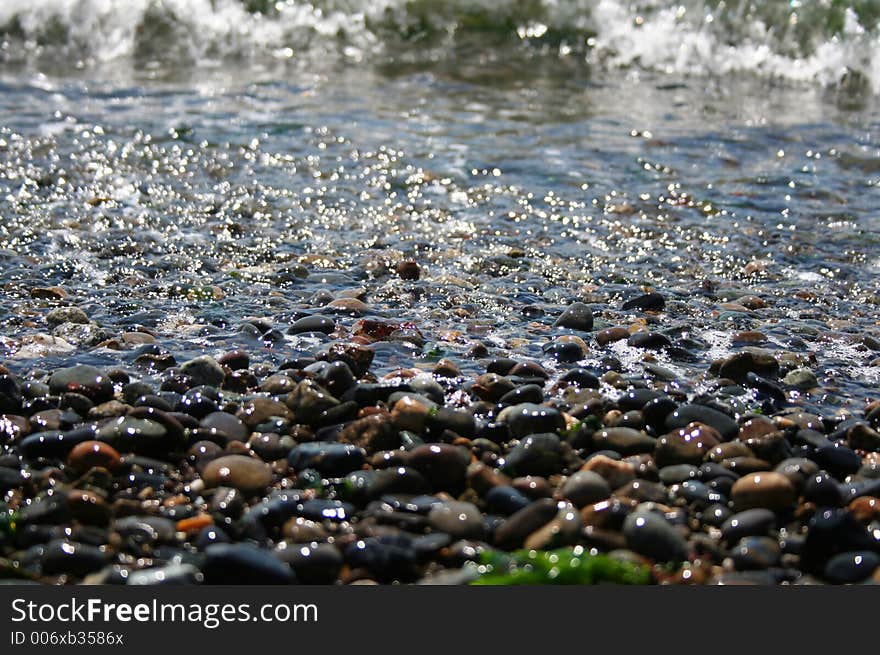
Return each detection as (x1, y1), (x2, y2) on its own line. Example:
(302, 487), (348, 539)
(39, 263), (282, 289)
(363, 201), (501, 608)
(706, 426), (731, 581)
(809, 444), (861, 480)
(560, 471), (612, 508)
(718, 352), (779, 383)
(848, 423), (880, 453)
(288, 442), (366, 477)
(501, 403), (565, 439)
(654, 423), (721, 466)
(48, 366), (113, 403)
(622, 292), (665, 311)
(405, 444), (470, 493)
(666, 404), (738, 441)
(427, 501), (484, 540)
(179, 356), (225, 388)
(731, 472), (795, 511)
(626, 332), (671, 350)
(823, 551), (880, 584)
(502, 433), (566, 477)
(344, 534), (418, 583)
(801, 509), (879, 574)
(803, 471), (844, 507)
(484, 486), (532, 516)
(275, 542), (343, 584)
(41, 539), (107, 577)
(592, 427), (657, 456)
(202, 455), (273, 494)
(731, 536), (781, 570)
(721, 508), (776, 544)
(494, 498), (559, 550)
(289, 315), (335, 335)
(622, 510), (688, 562)
(20, 427), (96, 460)
(784, 368), (818, 389)
(202, 543), (295, 584)
(554, 302), (594, 331)
(127, 563), (202, 585)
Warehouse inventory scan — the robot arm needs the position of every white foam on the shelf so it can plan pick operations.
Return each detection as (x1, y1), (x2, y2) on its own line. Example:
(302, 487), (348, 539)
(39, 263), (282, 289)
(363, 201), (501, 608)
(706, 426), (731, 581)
(1, 0), (878, 89)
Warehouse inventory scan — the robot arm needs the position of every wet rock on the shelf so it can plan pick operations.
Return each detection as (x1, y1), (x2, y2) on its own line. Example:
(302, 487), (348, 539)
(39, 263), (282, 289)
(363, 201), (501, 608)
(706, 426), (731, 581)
(622, 510), (688, 562)
(128, 563), (202, 585)
(67, 440), (122, 473)
(592, 427), (656, 456)
(502, 433), (566, 477)
(286, 380), (339, 425)
(731, 536), (781, 570)
(666, 404), (738, 441)
(406, 444), (470, 493)
(848, 423), (880, 452)
(554, 302), (594, 331)
(823, 551), (880, 584)
(801, 509), (879, 575)
(501, 403), (565, 439)
(721, 508), (776, 544)
(202, 543), (295, 584)
(627, 332), (671, 350)
(48, 366), (113, 403)
(559, 471), (612, 508)
(345, 534), (418, 583)
(654, 423), (721, 466)
(289, 314), (336, 335)
(288, 442), (366, 477)
(622, 292), (665, 311)
(179, 356), (225, 388)
(784, 368), (818, 389)
(484, 486), (531, 516)
(428, 501), (484, 540)
(718, 352), (779, 383)
(202, 455), (273, 494)
(395, 260), (421, 280)
(494, 498), (558, 550)
(46, 307), (89, 325)
(803, 471), (844, 507)
(41, 539), (107, 577)
(731, 472), (795, 511)
(275, 542), (342, 584)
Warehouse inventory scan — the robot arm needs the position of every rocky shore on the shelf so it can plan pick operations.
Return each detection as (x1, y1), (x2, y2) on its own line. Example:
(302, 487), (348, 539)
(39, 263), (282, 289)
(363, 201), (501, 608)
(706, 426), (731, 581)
(3, 283), (880, 586)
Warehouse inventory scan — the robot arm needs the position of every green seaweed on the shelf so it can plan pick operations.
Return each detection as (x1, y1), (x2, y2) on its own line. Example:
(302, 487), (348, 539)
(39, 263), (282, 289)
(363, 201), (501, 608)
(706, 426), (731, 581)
(0, 510), (18, 540)
(471, 548), (653, 585)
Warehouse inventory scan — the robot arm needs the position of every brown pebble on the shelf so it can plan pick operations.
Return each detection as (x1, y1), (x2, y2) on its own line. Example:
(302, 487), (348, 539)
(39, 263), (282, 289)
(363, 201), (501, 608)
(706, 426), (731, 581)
(596, 327), (629, 346)
(67, 440), (122, 473)
(202, 455), (273, 494)
(731, 471), (795, 511)
(395, 260), (421, 280)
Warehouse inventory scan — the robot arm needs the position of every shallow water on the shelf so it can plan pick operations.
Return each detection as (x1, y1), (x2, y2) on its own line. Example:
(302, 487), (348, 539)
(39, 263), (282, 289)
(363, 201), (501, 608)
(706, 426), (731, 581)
(1, 3), (880, 420)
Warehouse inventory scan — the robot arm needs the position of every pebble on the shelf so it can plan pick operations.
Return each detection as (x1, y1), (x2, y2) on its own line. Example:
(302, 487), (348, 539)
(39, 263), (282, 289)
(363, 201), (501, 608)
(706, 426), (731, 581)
(427, 501), (484, 539)
(823, 551), (880, 584)
(502, 402), (565, 439)
(554, 302), (594, 331)
(179, 356), (225, 388)
(721, 508), (776, 544)
(502, 433), (565, 477)
(202, 543), (295, 584)
(67, 440), (122, 473)
(592, 427), (657, 455)
(731, 472), (796, 511)
(202, 455), (273, 494)
(622, 510), (688, 562)
(288, 442), (366, 477)
(559, 471), (612, 507)
(48, 365), (113, 403)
